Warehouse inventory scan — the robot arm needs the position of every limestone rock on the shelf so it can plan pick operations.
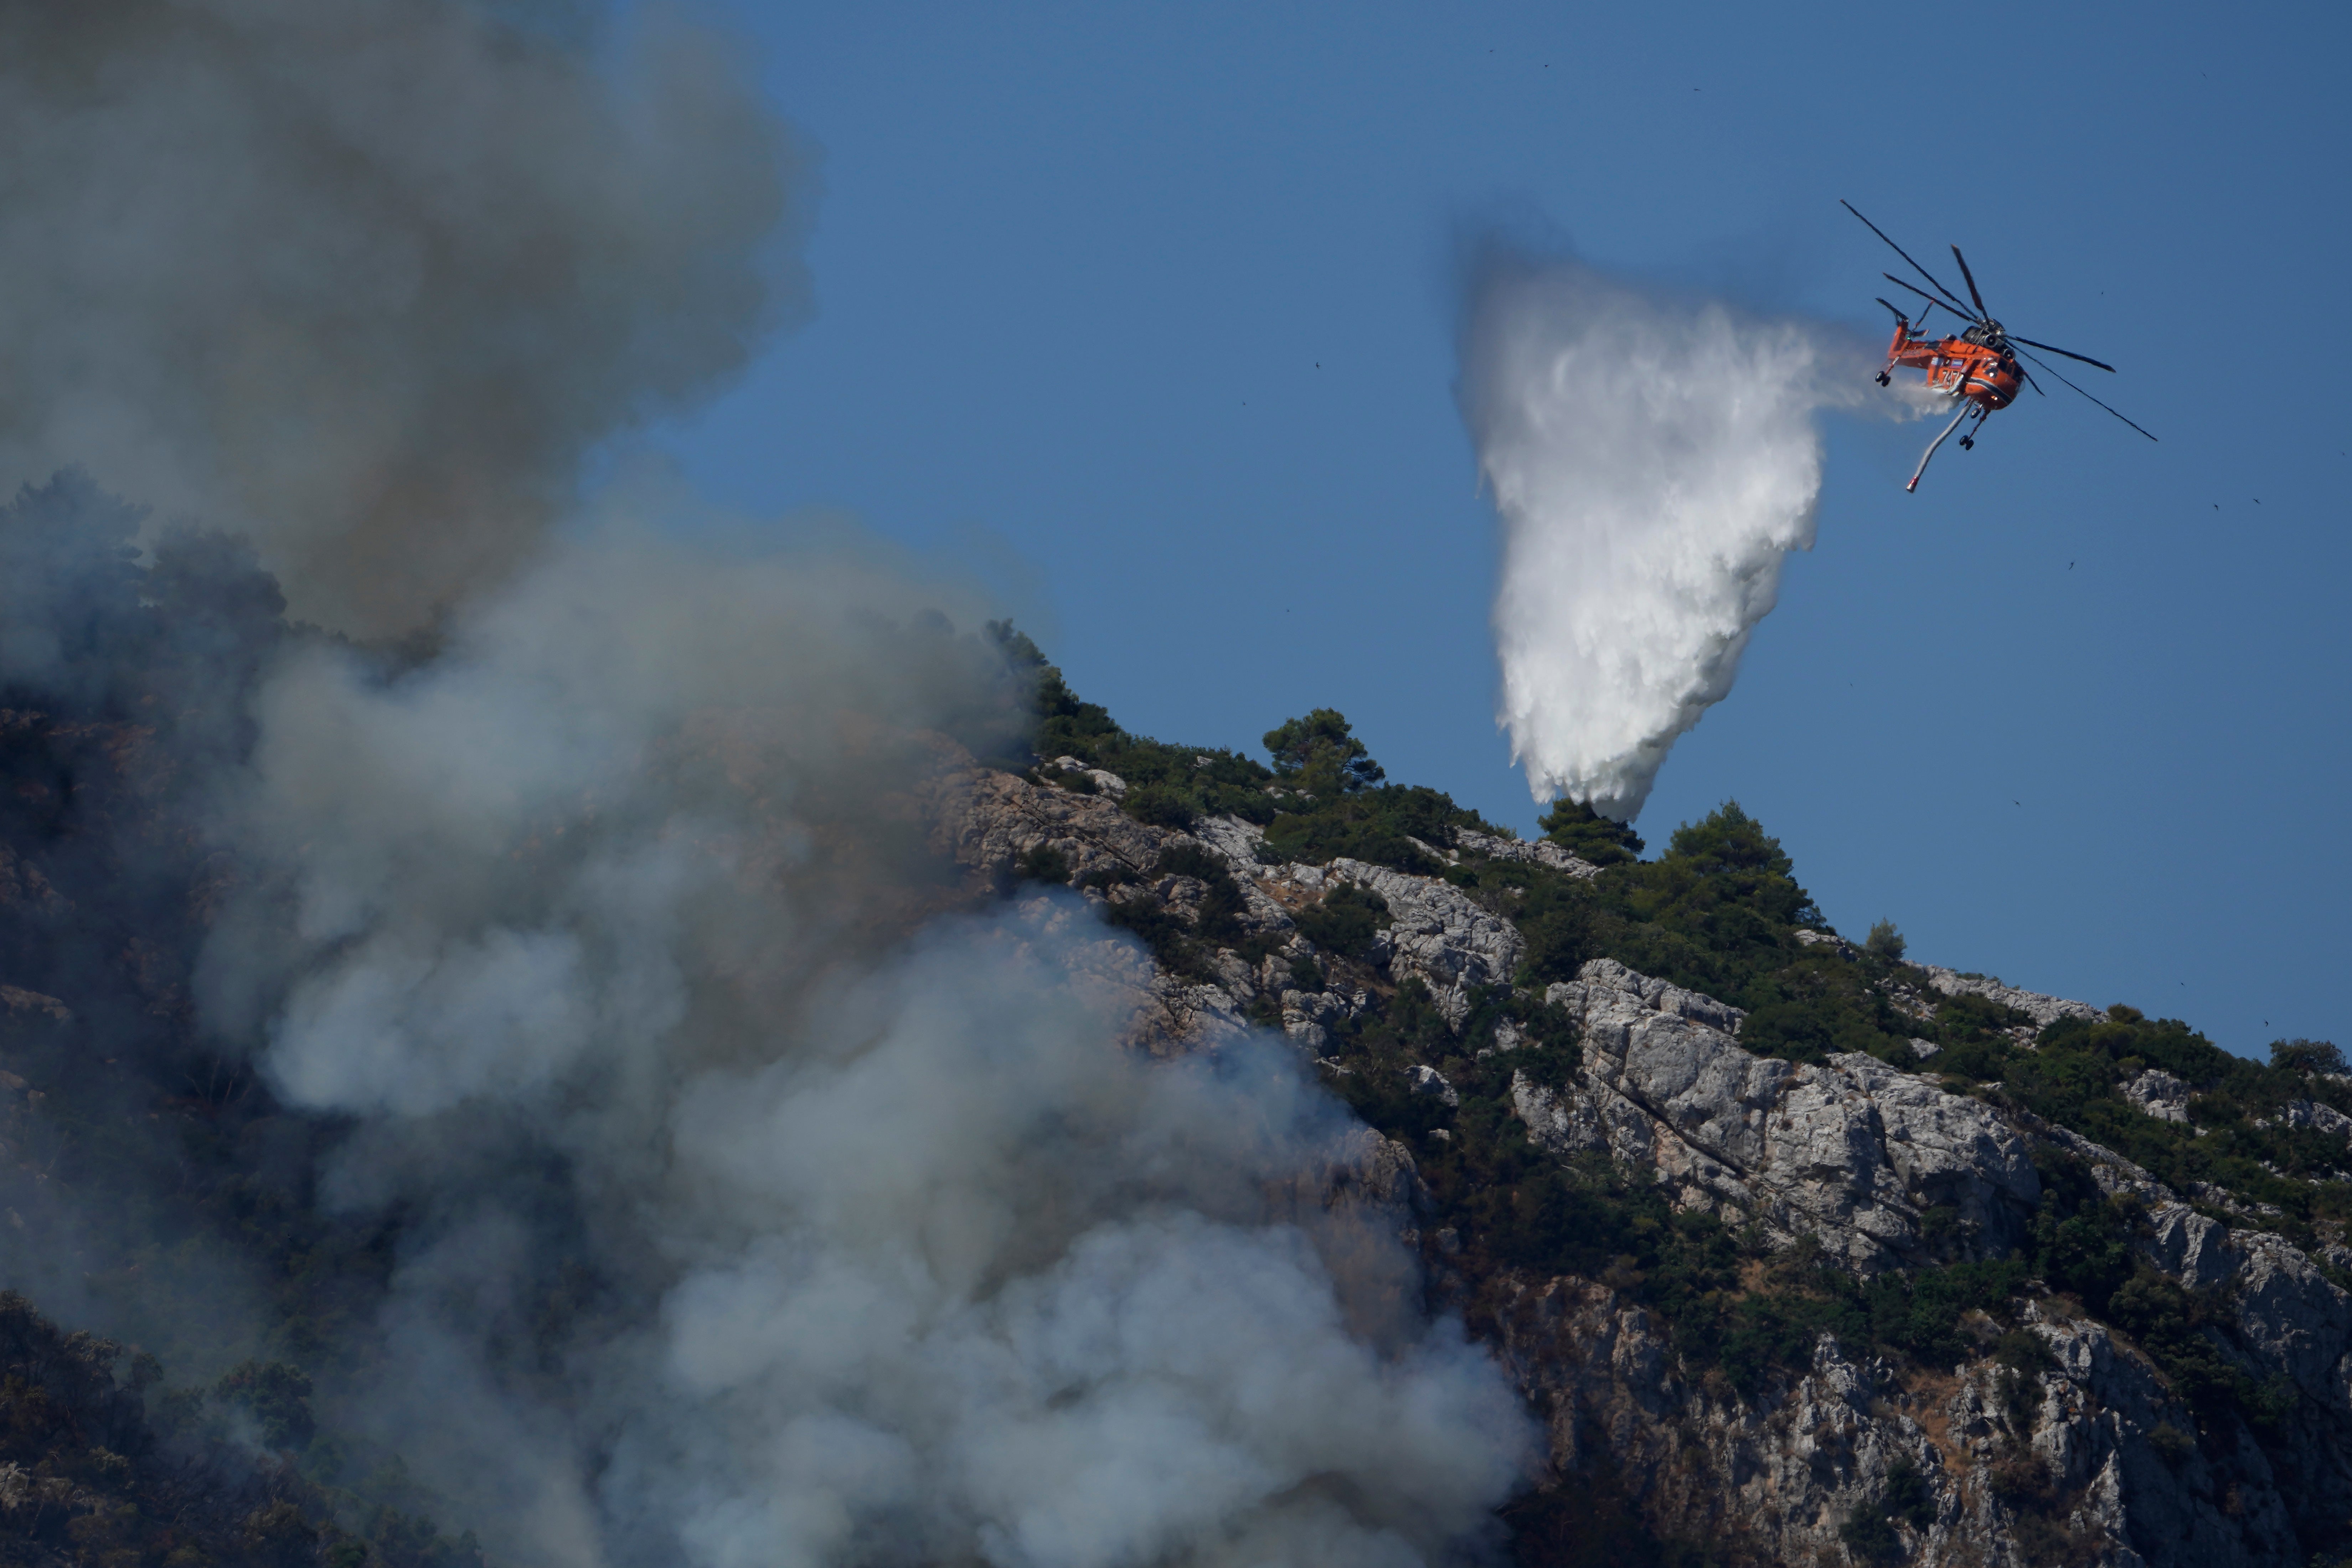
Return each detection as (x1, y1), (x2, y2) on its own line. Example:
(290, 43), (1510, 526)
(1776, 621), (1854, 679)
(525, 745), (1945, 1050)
(1793, 927), (1857, 958)
(1279, 986), (1355, 1053)
(2264, 1097), (2352, 1142)
(1047, 755), (1127, 798)
(1408, 1064), (1459, 1108)
(935, 767), (1162, 886)
(1325, 857), (1523, 1026)
(1493, 1270), (2302, 1568)
(2124, 1067), (2194, 1123)
(1547, 956), (1746, 1035)
(1512, 1069), (1605, 1156)
(1184, 813), (1272, 873)
(2143, 1203), (2238, 1290)
(1917, 964), (2104, 1030)
(1452, 829), (1602, 880)
(1525, 959), (2038, 1268)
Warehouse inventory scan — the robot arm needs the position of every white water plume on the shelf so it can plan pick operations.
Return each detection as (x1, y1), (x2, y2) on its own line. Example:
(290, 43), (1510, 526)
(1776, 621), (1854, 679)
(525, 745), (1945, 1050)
(1461, 254), (1867, 821)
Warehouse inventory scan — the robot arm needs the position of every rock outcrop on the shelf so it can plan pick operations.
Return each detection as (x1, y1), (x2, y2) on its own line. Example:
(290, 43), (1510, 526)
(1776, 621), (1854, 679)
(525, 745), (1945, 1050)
(1918, 964), (2106, 1030)
(1518, 958), (2040, 1270)
(938, 763), (2352, 1568)
(2124, 1067), (2194, 1123)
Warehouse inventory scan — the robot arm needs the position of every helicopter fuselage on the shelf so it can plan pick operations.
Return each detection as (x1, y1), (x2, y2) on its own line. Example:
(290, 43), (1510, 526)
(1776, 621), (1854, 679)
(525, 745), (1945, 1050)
(1882, 321), (2022, 411)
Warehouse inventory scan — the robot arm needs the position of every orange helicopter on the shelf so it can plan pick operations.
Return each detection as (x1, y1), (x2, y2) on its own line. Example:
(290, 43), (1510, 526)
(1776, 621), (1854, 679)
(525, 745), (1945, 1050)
(1842, 200), (2155, 491)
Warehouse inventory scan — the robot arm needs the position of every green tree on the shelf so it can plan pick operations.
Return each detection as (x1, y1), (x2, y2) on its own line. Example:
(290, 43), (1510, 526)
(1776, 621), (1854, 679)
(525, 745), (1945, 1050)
(1537, 798), (1645, 866)
(1865, 919), (1906, 961)
(1262, 708), (1386, 795)
(2271, 1038), (2348, 1076)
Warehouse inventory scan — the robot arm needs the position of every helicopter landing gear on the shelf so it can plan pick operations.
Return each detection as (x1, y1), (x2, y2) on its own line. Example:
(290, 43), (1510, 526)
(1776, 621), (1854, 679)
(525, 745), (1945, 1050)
(1874, 371), (1891, 386)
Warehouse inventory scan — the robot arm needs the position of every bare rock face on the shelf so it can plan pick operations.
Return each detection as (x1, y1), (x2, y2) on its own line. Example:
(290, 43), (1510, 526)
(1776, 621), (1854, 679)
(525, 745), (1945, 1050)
(1917, 964), (2105, 1030)
(1408, 1064), (1459, 1108)
(2144, 1202), (2238, 1289)
(1496, 1273), (2309, 1568)
(2125, 1067), (2194, 1123)
(929, 770), (2352, 1564)
(1325, 857), (1523, 1025)
(933, 767), (1163, 886)
(1453, 828), (1602, 880)
(2265, 1097), (2352, 1142)
(1523, 959), (2039, 1269)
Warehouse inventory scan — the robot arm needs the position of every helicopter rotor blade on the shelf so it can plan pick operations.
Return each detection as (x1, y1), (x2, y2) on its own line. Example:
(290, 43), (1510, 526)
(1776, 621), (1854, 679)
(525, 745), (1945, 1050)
(1874, 297), (1910, 323)
(1883, 274), (1958, 318)
(1950, 244), (1990, 318)
(2012, 347), (2156, 441)
(2005, 335), (2116, 373)
(2016, 363), (2046, 397)
(1842, 200), (1980, 319)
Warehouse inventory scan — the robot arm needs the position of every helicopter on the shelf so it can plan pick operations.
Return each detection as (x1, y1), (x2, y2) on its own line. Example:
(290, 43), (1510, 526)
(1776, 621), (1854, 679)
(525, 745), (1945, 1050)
(1842, 200), (2155, 491)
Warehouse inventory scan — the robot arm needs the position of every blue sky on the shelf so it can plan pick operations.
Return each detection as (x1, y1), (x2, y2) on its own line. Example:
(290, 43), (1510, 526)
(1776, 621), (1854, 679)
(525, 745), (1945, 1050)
(640, 0), (2350, 1056)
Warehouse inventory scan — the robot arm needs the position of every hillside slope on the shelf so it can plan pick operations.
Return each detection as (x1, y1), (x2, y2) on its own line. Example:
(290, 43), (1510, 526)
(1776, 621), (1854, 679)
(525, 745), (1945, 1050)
(4, 494), (2350, 1568)
(944, 662), (2352, 1568)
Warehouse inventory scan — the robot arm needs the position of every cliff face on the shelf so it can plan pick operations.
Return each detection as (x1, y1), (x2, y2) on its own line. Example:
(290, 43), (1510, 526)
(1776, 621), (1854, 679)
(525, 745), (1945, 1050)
(943, 763), (2352, 1568)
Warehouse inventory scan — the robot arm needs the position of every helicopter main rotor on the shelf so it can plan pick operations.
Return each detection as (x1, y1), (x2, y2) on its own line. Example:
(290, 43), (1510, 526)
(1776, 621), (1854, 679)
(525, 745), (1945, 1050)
(1841, 199), (2153, 442)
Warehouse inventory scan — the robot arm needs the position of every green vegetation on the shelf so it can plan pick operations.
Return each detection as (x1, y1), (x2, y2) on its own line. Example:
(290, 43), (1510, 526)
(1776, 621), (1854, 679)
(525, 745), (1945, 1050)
(1262, 708), (1386, 794)
(1927, 1005), (2352, 1236)
(996, 624), (1496, 875)
(1293, 883), (1391, 964)
(1536, 798), (1643, 867)
(1007, 646), (2352, 1568)
(1865, 919), (1906, 961)
(1839, 1455), (1934, 1564)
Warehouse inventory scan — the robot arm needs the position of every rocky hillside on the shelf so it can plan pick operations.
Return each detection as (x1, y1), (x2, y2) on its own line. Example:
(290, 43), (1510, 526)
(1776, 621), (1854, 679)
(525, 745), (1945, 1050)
(936, 684), (2352, 1568)
(5, 497), (2351, 1568)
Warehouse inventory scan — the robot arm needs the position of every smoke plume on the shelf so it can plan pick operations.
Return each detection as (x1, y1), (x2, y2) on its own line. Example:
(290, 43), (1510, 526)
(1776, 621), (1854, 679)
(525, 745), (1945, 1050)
(192, 501), (1533, 1567)
(1460, 251), (1866, 821)
(0, 0), (804, 638)
(0, 9), (1537, 1559)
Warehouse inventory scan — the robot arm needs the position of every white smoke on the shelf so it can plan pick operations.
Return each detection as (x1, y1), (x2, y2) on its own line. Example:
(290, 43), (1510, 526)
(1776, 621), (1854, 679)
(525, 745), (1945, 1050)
(195, 493), (1536, 1568)
(1461, 253), (1869, 821)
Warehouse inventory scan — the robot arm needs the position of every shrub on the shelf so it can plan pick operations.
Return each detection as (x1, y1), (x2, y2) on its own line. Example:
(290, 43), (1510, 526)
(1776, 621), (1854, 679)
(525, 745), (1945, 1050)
(1296, 884), (1390, 963)
(1122, 780), (1199, 829)
(1015, 843), (1071, 884)
(1865, 919), (1906, 961)
(1837, 1506), (1901, 1564)
(1537, 798), (1644, 867)
(1838, 1456), (1934, 1565)
(2147, 1422), (2194, 1464)
(2271, 1038), (2348, 1077)
(1882, 1455), (1934, 1528)
(1513, 875), (1596, 988)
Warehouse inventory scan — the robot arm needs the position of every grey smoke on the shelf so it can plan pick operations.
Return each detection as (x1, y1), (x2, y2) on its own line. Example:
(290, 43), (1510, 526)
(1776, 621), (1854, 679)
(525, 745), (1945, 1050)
(191, 499), (1535, 1567)
(0, 0), (805, 638)
(0, 7), (1537, 1556)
